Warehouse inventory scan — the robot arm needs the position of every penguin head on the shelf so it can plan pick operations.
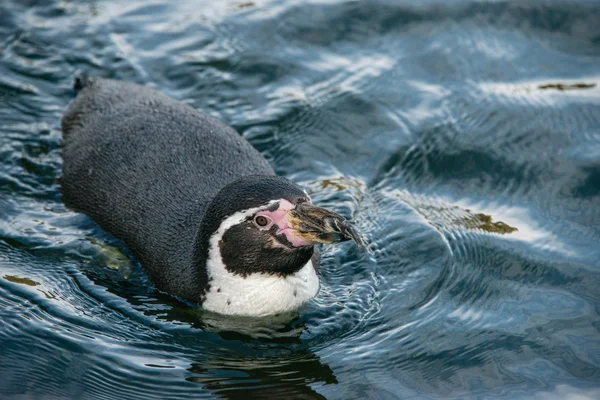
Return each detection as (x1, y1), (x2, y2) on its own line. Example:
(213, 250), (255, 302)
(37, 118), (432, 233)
(198, 175), (363, 277)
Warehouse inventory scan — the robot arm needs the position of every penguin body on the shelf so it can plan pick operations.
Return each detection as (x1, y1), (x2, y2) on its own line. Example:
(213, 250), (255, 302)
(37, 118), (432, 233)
(61, 76), (359, 316)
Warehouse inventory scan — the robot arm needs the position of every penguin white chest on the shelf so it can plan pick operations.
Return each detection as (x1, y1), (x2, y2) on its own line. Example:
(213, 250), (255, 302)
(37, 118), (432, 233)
(202, 259), (319, 316)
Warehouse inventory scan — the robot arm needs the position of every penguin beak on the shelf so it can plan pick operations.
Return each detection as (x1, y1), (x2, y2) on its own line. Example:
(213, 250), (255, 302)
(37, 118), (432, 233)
(286, 203), (366, 248)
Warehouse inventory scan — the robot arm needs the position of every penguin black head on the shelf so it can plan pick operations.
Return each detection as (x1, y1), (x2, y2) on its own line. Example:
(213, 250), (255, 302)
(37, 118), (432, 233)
(197, 175), (363, 278)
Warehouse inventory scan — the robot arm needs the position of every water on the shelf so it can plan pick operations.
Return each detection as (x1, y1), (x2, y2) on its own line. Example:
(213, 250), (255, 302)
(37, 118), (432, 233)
(1, 0), (600, 398)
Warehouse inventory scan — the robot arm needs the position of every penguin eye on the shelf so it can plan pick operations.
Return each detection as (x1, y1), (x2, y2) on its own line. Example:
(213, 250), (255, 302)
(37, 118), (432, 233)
(254, 215), (271, 228)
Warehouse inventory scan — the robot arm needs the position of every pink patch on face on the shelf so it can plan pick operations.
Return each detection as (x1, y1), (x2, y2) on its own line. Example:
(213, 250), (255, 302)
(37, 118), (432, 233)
(255, 199), (312, 247)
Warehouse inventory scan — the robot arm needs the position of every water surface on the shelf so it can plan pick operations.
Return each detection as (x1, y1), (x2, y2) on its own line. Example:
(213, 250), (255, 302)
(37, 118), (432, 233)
(1, 0), (600, 398)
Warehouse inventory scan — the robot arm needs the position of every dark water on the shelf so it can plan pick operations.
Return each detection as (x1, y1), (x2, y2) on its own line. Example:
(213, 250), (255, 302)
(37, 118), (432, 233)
(1, 0), (600, 398)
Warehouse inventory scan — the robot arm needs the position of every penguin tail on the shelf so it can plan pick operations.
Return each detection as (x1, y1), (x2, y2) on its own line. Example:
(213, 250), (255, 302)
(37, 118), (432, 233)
(63, 71), (94, 136)
(73, 71), (91, 97)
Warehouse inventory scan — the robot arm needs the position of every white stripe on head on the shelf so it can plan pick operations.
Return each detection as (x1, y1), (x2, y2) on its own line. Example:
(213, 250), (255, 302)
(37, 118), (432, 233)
(202, 200), (319, 316)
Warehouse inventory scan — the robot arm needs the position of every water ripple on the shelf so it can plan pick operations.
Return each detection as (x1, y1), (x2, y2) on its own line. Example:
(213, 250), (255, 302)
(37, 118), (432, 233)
(1, 0), (600, 398)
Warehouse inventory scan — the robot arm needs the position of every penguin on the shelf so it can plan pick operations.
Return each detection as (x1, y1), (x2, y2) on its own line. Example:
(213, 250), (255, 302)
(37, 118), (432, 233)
(60, 75), (363, 317)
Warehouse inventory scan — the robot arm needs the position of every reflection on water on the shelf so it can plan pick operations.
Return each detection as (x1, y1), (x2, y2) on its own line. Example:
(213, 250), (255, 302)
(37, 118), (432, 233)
(3, 275), (40, 286)
(1, 0), (600, 398)
(187, 350), (336, 399)
(538, 82), (596, 91)
(396, 190), (518, 235)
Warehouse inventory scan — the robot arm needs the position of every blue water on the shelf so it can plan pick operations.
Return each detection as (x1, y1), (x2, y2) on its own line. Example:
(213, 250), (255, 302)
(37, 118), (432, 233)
(1, 1), (600, 398)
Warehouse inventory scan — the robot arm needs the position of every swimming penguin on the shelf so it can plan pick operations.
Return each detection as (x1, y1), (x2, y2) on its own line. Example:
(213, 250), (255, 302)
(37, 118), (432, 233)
(60, 75), (363, 317)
